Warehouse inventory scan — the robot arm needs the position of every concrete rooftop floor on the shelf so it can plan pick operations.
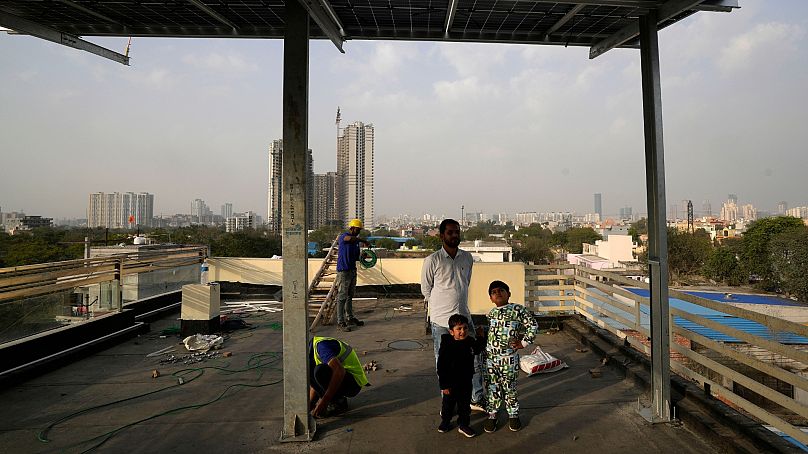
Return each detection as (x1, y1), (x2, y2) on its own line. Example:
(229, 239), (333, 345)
(0, 298), (721, 454)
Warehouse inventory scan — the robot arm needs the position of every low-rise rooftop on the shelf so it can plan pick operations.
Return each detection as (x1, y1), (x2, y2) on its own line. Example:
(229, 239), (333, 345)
(1, 298), (727, 453)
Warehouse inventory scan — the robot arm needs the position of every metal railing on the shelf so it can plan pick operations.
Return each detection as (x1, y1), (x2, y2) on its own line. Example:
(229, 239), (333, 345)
(526, 264), (808, 445)
(0, 247), (207, 344)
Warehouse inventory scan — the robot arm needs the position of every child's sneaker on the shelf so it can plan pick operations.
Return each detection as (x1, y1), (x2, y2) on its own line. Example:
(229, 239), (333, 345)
(457, 425), (476, 438)
(438, 421), (452, 433)
(508, 416), (522, 432)
(484, 418), (497, 433)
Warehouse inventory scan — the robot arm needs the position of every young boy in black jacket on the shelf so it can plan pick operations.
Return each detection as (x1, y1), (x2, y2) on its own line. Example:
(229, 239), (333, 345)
(437, 313), (485, 437)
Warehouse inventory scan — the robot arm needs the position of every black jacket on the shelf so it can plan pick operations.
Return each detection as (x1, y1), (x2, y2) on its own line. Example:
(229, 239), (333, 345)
(437, 333), (484, 390)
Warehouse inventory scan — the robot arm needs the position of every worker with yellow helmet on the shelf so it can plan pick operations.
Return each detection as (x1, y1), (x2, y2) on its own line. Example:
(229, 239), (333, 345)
(336, 219), (372, 331)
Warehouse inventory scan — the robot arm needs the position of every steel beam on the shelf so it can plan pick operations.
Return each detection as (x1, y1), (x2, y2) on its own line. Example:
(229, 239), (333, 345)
(543, 4), (584, 41)
(639, 10), (672, 423)
(589, 0), (704, 59)
(294, 0), (345, 53)
(187, 0), (239, 32)
(444, 0), (459, 36)
(0, 10), (129, 65)
(279, 0), (316, 442)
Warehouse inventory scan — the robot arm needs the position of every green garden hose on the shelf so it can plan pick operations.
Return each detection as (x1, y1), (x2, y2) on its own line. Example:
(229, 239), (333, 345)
(359, 248), (378, 268)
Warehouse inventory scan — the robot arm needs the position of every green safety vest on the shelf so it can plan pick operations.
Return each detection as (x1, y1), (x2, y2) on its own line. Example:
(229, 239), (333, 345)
(312, 336), (369, 387)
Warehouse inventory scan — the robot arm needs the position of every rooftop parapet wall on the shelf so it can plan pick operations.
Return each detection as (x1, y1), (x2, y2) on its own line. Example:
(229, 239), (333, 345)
(208, 257), (525, 314)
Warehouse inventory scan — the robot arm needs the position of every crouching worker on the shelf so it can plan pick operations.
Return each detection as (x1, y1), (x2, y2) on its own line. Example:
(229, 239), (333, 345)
(309, 336), (369, 418)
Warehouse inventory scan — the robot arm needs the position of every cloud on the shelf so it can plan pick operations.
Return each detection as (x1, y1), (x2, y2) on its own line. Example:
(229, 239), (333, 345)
(16, 70), (37, 81)
(718, 22), (804, 73)
(181, 52), (257, 73)
(437, 43), (507, 78)
(123, 68), (177, 89)
(433, 76), (500, 103)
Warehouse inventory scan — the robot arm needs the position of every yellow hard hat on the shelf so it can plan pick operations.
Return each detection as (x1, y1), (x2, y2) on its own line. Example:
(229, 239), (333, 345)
(348, 219), (363, 228)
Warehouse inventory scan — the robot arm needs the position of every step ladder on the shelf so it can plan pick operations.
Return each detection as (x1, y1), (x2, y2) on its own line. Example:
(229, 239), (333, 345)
(309, 235), (341, 330)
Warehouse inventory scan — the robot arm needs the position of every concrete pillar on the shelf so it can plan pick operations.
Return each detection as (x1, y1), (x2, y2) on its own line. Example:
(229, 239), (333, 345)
(279, 0), (315, 441)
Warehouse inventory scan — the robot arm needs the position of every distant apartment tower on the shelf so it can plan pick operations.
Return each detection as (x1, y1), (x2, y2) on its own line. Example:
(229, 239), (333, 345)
(786, 206), (808, 219)
(594, 193), (602, 220)
(191, 198), (213, 224)
(88, 192), (153, 229)
(728, 194), (738, 205)
(337, 121), (374, 228)
(221, 203), (233, 219)
(777, 201), (788, 215)
(720, 199), (738, 223)
(226, 211), (256, 233)
(619, 206), (632, 220)
(313, 172), (340, 229)
(267, 140), (314, 231)
(702, 200), (712, 217)
(741, 204), (757, 221)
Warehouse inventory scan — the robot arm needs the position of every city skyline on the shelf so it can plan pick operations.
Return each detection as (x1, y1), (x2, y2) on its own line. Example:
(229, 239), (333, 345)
(1, 1), (807, 219)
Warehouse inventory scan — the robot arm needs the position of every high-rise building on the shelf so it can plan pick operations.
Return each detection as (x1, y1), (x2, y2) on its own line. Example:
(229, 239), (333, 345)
(267, 139), (314, 231)
(728, 194), (738, 205)
(619, 206), (632, 220)
(777, 201), (788, 215)
(741, 204), (757, 221)
(337, 121), (374, 227)
(594, 193), (602, 220)
(267, 140), (283, 232)
(313, 172), (340, 229)
(221, 203), (233, 219)
(226, 211), (256, 233)
(191, 198), (213, 224)
(702, 200), (712, 217)
(720, 199), (738, 223)
(88, 192), (153, 229)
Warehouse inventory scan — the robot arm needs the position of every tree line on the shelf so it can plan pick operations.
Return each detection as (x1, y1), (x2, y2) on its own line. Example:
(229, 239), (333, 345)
(635, 216), (808, 302)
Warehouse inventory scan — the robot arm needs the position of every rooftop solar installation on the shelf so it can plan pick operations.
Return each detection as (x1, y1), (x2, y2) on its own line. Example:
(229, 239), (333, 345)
(0, 1), (738, 59)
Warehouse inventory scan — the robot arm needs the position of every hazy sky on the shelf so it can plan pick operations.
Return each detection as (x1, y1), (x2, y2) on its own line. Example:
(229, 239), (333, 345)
(1, 1), (807, 221)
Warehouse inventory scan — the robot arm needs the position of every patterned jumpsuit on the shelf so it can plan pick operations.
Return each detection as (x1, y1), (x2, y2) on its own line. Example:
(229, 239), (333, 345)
(485, 303), (539, 417)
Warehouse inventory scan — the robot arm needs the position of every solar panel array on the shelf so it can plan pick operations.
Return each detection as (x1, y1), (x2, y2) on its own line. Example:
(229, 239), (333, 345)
(0, 1), (704, 48)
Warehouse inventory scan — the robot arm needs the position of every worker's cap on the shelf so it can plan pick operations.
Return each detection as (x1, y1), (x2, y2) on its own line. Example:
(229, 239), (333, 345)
(348, 219), (363, 228)
(488, 280), (510, 295)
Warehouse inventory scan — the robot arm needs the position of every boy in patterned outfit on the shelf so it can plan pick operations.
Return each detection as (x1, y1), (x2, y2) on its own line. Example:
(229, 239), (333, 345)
(483, 280), (538, 433)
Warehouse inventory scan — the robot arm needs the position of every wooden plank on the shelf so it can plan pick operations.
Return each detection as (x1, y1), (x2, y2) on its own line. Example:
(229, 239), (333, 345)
(673, 325), (808, 394)
(525, 284), (575, 291)
(0, 263), (117, 289)
(671, 342), (808, 419)
(576, 275), (649, 307)
(0, 275), (110, 302)
(672, 308), (808, 365)
(525, 274), (576, 281)
(670, 361), (808, 446)
(526, 295), (576, 302)
(576, 285), (637, 311)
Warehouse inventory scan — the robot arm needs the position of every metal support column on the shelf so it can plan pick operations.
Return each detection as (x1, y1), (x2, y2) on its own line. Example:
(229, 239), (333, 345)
(639, 10), (672, 423)
(279, 0), (315, 442)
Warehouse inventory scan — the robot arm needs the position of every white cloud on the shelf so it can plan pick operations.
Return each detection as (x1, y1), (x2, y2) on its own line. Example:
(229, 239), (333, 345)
(123, 68), (177, 89)
(437, 42), (507, 78)
(433, 77), (500, 103)
(718, 22), (804, 73)
(181, 52), (257, 73)
(16, 70), (37, 81)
